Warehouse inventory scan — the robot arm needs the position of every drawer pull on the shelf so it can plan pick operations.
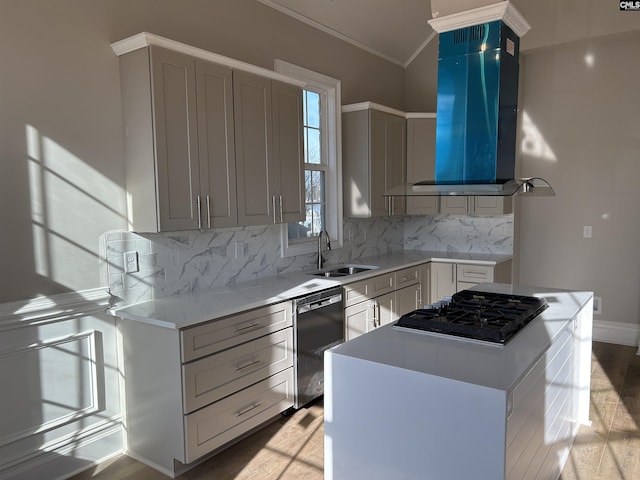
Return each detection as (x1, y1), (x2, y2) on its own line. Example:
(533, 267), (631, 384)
(235, 359), (261, 371)
(465, 271), (488, 278)
(234, 322), (262, 333)
(236, 402), (261, 417)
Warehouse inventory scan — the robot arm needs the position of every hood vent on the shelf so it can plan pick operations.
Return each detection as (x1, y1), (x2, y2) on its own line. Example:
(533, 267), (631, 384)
(385, 1), (554, 198)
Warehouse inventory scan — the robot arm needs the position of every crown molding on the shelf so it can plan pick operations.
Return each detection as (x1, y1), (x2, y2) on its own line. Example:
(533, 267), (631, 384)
(111, 32), (306, 87)
(255, 0), (405, 67)
(428, 1), (530, 38)
(342, 102), (436, 119)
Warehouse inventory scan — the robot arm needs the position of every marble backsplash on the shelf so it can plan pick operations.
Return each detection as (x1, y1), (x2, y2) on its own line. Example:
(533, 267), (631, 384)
(403, 214), (513, 255)
(102, 214), (512, 303)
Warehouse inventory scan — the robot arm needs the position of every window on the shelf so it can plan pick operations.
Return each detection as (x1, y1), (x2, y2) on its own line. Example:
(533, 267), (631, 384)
(288, 90), (325, 242)
(275, 60), (342, 257)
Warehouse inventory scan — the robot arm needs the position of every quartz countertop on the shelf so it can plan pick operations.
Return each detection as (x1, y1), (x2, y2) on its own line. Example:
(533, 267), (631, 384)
(110, 249), (512, 330)
(329, 283), (593, 392)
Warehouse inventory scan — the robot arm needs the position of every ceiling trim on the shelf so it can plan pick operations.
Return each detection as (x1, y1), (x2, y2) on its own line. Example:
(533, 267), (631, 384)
(404, 30), (438, 68)
(256, 0), (406, 67)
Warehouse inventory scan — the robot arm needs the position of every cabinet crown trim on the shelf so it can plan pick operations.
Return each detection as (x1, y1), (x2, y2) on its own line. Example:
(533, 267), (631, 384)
(111, 32), (306, 88)
(342, 102), (435, 120)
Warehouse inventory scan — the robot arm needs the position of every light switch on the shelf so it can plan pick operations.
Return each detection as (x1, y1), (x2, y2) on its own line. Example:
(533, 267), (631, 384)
(583, 226), (592, 238)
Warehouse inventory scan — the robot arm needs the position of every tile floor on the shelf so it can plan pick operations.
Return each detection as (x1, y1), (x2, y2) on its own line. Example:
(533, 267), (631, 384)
(71, 341), (640, 480)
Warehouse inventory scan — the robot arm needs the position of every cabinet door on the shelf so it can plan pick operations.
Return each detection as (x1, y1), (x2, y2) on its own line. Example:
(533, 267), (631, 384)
(471, 196), (513, 215)
(370, 110), (389, 217)
(272, 81), (305, 223)
(344, 300), (375, 341)
(421, 263), (431, 307)
(439, 196), (469, 214)
(234, 71), (275, 226)
(406, 117), (439, 215)
(195, 60), (237, 228)
(375, 291), (396, 327)
(370, 110), (406, 217)
(150, 47), (200, 231)
(395, 284), (422, 319)
(430, 262), (457, 302)
(387, 114), (406, 215)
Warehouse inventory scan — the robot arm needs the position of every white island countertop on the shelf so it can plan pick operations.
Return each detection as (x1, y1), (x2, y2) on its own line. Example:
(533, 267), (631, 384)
(110, 249), (512, 329)
(328, 283), (593, 392)
(324, 283), (593, 480)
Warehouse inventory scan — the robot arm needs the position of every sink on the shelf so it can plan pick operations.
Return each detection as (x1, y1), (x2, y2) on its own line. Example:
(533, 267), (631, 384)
(309, 264), (378, 278)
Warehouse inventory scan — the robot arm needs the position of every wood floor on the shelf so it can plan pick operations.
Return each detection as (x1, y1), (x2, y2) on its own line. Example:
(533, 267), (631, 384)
(70, 341), (640, 480)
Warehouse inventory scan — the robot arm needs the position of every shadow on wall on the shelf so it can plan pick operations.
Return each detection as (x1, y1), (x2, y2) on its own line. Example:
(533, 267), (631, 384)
(23, 124), (128, 300)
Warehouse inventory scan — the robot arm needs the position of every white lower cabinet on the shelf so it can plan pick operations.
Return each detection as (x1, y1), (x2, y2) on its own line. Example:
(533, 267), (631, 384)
(117, 301), (294, 477)
(344, 265), (422, 340)
(430, 262), (457, 302)
(395, 283), (422, 318)
(184, 368), (293, 463)
(430, 260), (512, 303)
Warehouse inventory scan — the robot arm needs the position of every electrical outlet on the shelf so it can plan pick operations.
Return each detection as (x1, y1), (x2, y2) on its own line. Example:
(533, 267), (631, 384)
(583, 226), (592, 238)
(123, 251), (139, 273)
(593, 296), (602, 315)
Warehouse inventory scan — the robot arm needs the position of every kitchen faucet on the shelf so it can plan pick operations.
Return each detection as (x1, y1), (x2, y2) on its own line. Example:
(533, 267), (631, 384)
(317, 230), (331, 269)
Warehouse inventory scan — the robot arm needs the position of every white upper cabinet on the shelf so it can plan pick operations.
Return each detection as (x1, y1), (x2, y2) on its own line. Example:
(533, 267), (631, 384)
(406, 115), (439, 215)
(235, 72), (305, 226)
(343, 104), (406, 218)
(114, 35), (304, 232)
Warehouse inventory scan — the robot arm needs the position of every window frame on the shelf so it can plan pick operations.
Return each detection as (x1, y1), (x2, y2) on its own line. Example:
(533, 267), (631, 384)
(274, 60), (342, 258)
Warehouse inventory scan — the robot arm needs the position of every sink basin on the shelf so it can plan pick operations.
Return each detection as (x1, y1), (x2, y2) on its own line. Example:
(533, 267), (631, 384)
(309, 264), (378, 278)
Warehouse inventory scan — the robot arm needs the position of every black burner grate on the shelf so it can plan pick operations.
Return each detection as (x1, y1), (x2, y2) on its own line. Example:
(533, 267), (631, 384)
(396, 290), (548, 344)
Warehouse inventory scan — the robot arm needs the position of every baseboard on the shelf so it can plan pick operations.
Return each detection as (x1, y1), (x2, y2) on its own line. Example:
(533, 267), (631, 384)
(592, 319), (640, 350)
(0, 422), (123, 480)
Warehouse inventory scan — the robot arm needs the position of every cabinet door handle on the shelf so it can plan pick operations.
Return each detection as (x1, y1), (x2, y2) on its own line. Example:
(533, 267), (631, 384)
(451, 264), (455, 284)
(206, 195), (211, 229)
(236, 403), (261, 417)
(235, 359), (261, 372)
(196, 195), (202, 230)
(279, 195), (283, 223)
(371, 301), (377, 328)
(272, 195), (277, 224)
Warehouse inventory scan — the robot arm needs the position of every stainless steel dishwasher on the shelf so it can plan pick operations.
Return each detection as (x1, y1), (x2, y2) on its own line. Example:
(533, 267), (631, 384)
(293, 286), (344, 408)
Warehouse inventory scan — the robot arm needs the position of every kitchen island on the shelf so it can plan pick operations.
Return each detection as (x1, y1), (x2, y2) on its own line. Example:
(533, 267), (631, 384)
(324, 283), (593, 480)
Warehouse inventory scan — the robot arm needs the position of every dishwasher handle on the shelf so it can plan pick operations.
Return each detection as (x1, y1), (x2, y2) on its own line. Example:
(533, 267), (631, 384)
(296, 293), (343, 315)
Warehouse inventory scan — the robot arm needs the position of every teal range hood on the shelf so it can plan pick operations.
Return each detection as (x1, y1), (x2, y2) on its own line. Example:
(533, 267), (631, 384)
(385, 1), (554, 198)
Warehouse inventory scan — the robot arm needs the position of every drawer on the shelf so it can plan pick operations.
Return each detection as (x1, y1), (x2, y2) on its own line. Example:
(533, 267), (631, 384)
(457, 264), (494, 284)
(183, 367), (294, 463)
(182, 328), (293, 414)
(370, 272), (395, 297)
(344, 272), (395, 307)
(343, 278), (370, 307)
(181, 302), (292, 362)
(395, 266), (420, 289)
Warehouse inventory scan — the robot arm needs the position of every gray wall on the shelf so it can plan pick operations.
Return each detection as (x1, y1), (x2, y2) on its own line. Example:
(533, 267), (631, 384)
(517, 30), (640, 327)
(0, 0), (404, 304)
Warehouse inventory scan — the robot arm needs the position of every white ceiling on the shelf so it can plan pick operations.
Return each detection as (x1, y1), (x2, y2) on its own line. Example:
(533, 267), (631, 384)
(256, 0), (436, 67)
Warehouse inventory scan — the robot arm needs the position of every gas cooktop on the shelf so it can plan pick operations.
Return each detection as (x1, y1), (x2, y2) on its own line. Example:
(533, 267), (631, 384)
(395, 290), (548, 346)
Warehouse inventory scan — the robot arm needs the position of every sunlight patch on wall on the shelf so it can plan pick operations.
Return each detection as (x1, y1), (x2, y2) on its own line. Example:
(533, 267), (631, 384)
(521, 111), (557, 162)
(26, 125), (127, 291)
